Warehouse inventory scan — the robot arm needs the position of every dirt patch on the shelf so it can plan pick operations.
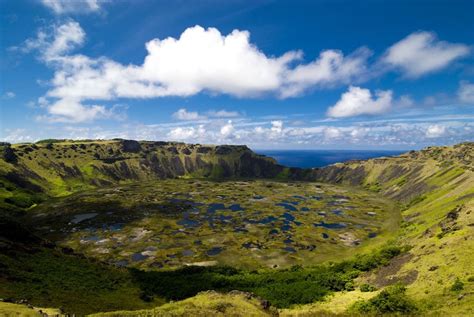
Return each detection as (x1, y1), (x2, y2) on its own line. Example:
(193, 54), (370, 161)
(438, 205), (463, 238)
(367, 253), (416, 287)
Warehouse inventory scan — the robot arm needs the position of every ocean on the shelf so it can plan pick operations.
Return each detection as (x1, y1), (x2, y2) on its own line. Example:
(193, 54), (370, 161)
(255, 149), (406, 169)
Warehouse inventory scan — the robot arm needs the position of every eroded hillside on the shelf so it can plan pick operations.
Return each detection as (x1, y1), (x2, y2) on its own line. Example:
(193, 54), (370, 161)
(0, 139), (292, 212)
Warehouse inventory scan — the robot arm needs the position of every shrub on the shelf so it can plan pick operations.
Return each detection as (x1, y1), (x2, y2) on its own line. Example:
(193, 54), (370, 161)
(365, 182), (382, 192)
(450, 278), (464, 292)
(4, 192), (42, 208)
(360, 283), (377, 292)
(406, 195), (426, 208)
(350, 284), (417, 314)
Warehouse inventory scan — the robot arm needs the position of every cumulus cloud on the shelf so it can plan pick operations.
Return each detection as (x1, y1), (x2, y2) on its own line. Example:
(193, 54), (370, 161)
(36, 99), (126, 123)
(323, 127), (342, 140)
(382, 31), (470, 77)
(220, 120), (235, 138)
(19, 22), (373, 122)
(173, 108), (207, 121)
(281, 48), (371, 97)
(0, 129), (33, 143)
(458, 81), (474, 104)
(17, 21), (85, 62)
(350, 127), (370, 140)
(41, 0), (104, 14)
(327, 86), (393, 118)
(167, 125), (206, 141)
(425, 124), (447, 138)
(140, 26), (302, 97)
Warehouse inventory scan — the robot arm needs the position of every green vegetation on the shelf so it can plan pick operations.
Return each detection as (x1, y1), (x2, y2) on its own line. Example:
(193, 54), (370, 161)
(89, 291), (278, 317)
(365, 182), (382, 192)
(450, 278), (464, 292)
(405, 195), (426, 209)
(0, 218), (404, 315)
(360, 283), (377, 292)
(127, 245), (404, 308)
(29, 179), (398, 270)
(350, 284), (418, 314)
(0, 247), (163, 315)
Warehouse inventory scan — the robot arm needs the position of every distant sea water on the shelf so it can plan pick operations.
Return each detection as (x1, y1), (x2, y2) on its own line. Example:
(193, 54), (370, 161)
(255, 150), (406, 169)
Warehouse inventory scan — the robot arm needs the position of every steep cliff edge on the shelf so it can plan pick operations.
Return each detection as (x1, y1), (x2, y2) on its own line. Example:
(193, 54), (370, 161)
(310, 142), (473, 203)
(0, 139), (293, 211)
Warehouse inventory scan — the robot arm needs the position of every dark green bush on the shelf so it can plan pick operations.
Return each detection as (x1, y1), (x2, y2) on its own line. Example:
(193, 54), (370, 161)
(406, 195), (426, 208)
(450, 278), (464, 292)
(360, 283), (377, 292)
(350, 284), (418, 314)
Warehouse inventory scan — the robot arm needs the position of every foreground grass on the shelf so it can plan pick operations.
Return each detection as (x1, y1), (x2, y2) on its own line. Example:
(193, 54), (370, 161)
(89, 291), (278, 317)
(0, 302), (61, 317)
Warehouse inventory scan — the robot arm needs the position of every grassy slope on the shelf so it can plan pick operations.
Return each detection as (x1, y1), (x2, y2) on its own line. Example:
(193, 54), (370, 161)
(0, 302), (61, 316)
(88, 291), (278, 317)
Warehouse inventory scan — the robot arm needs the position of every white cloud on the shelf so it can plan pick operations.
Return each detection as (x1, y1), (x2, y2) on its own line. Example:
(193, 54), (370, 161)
(20, 23), (373, 123)
(281, 48), (371, 97)
(323, 127), (342, 140)
(0, 129), (33, 143)
(327, 86), (393, 118)
(3, 117), (471, 147)
(41, 0), (103, 14)
(173, 108), (207, 120)
(396, 95), (414, 108)
(220, 120), (235, 138)
(172, 108), (241, 120)
(382, 31), (470, 77)
(350, 127), (369, 140)
(458, 81), (474, 104)
(18, 21), (85, 62)
(2, 91), (15, 99)
(271, 120), (283, 134)
(167, 125), (206, 141)
(207, 110), (240, 118)
(37, 98), (125, 123)
(425, 124), (447, 138)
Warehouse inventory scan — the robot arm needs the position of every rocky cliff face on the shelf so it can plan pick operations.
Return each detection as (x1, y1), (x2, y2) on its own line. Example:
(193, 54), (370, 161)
(0, 139), (294, 210)
(309, 142), (473, 203)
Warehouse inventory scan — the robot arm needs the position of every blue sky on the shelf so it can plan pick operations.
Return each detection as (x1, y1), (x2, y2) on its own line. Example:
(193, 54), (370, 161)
(0, 0), (473, 149)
